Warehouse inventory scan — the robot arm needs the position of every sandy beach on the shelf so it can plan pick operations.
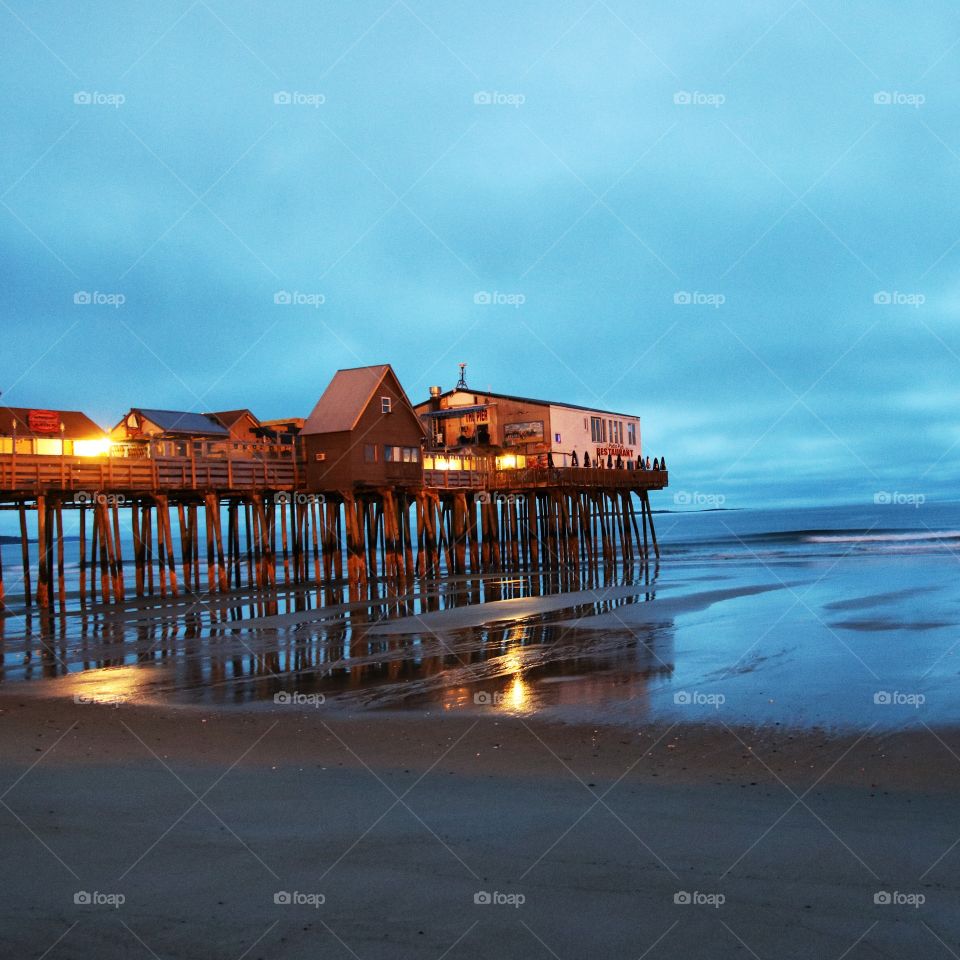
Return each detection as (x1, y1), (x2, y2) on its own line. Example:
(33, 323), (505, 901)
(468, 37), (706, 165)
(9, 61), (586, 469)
(2, 694), (959, 959)
(3, 507), (960, 957)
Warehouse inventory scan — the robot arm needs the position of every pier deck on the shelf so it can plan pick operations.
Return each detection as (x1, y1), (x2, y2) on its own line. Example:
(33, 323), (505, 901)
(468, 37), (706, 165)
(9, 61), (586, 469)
(0, 446), (667, 611)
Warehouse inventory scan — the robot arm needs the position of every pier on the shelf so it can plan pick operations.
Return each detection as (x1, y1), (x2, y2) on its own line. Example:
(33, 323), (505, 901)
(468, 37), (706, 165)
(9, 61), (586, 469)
(0, 444), (666, 611)
(0, 365), (667, 611)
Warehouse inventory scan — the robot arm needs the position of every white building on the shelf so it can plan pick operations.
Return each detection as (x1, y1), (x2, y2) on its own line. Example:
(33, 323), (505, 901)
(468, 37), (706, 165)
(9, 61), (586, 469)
(414, 386), (642, 467)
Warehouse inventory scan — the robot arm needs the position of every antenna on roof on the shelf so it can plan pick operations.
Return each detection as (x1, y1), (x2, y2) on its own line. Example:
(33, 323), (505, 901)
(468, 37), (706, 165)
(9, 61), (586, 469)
(456, 362), (468, 390)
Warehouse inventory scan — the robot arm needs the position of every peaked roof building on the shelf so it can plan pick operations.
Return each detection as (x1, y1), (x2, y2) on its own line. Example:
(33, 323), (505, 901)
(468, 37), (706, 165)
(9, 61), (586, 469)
(111, 408), (230, 440)
(303, 365), (423, 436)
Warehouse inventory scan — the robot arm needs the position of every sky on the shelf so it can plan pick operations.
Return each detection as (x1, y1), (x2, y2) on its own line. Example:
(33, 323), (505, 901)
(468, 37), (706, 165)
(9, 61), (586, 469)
(1, 0), (958, 508)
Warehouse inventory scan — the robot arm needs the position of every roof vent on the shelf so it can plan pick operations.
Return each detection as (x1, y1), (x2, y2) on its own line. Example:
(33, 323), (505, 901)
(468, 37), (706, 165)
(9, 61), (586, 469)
(429, 385), (442, 398)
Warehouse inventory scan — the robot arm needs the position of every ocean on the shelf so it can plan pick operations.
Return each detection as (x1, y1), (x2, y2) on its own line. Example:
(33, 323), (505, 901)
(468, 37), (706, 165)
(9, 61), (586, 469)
(2, 500), (958, 731)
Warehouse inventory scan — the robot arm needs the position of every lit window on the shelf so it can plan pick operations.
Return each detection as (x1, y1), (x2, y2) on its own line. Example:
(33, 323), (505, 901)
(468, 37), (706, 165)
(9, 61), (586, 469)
(380, 396), (392, 414)
(35, 438), (63, 456)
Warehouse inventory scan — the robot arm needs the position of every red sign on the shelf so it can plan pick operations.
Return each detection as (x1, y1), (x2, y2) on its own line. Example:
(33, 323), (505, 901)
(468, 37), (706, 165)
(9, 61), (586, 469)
(595, 446), (632, 458)
(28, 409), (60, 434)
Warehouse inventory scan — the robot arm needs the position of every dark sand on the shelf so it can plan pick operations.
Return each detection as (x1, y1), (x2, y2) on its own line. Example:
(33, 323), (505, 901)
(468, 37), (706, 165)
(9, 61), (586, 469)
(2, 694), (958, 958)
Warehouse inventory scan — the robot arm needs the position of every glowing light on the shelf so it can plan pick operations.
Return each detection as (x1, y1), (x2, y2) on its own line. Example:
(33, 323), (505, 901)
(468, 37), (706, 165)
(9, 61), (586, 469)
(496, 454), (517, 469)
(500, 647), (530, 711)
(60, 665), (152, 705)
(74, 438), (111, 457)
(506, 674), (528, 710)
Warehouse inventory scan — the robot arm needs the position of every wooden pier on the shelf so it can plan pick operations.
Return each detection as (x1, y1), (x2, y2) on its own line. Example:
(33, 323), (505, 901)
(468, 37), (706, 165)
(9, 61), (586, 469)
(0, 444), (666, 611)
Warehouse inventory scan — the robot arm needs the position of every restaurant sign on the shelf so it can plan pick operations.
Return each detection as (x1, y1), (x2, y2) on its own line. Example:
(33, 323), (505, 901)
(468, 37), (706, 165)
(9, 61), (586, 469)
(595, 445), (633, 458)
(28, 409), (60, 434)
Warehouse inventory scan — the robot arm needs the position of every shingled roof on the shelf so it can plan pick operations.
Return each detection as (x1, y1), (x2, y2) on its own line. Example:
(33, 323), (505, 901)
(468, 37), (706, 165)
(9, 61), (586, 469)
(130, 409), (229, 437)
(0, 407), (106, 439)
(302, 365), (423, 435)
(207, 409), (259, 431)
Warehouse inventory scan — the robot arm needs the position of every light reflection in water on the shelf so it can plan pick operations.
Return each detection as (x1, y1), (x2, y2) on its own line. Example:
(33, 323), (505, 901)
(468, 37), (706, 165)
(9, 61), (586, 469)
(0, 563), (668, 714)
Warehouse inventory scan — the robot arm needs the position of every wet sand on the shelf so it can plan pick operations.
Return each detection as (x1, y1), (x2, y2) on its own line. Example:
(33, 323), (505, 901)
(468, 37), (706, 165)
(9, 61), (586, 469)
(2, 695), (959, 959)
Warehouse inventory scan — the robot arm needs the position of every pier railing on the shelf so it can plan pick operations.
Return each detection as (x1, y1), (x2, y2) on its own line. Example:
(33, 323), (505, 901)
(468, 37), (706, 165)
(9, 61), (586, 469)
(423, 466), (668, 492)
(0, 449), (664, 499)
(0, 447), (300, 496)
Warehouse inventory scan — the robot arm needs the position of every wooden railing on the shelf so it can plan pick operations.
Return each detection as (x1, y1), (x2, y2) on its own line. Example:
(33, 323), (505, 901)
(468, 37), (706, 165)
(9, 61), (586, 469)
(0, 450), (300, 495)
(1, 452), (665, 498)
(423, 467), (668, 491)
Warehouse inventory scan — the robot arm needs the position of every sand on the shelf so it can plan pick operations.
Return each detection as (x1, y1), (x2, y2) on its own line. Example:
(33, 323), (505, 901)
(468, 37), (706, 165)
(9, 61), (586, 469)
(1, 695), (958, 959)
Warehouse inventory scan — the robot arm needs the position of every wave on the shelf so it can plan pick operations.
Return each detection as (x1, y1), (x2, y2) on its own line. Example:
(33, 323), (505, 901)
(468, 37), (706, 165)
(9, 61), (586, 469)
(804, 531), (960, 544)
(661, 526), (960, 561)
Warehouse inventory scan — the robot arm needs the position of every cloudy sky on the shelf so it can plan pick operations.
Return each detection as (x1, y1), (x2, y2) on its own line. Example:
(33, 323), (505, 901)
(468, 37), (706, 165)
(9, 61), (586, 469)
(1, 1), (958, 506)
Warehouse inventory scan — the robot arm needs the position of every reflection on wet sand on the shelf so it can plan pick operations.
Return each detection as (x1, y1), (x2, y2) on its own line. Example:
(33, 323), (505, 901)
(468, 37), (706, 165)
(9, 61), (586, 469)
(0, 562), (672, 716)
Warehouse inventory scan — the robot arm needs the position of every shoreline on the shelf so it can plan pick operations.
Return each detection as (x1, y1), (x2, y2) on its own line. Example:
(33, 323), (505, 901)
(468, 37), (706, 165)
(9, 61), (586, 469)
(4, 693), (959, 793)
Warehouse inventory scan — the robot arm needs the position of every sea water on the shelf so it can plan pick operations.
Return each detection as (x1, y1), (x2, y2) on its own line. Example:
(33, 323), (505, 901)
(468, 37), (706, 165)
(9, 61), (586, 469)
(1, 500), (958, 730)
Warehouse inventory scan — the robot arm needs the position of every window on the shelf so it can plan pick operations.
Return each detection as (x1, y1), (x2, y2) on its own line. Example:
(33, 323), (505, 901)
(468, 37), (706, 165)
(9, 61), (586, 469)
(364, 444), (378, 463)
(380, 396), (392, 414)
(590, 416), (603, 443)
(627, 423), (636, 446)
(554, 433), (561, 443)
(384, 445), (419, 463)
(35, 438), (63, 455)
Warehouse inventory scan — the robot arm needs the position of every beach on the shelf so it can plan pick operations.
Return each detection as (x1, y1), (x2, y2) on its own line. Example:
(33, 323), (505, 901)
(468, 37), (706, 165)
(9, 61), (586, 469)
(2, 502), (960, 957)
(2, 696), (960, 959)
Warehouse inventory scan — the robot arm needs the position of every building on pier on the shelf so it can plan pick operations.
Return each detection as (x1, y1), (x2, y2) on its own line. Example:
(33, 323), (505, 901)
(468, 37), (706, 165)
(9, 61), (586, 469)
(414, 372), (641, 469)
(303, 364), (425, 490)
(0, 406), (109, 456)
(259, 417), (304, 442)
(207, 409), (264, 443)
(110, 408), (229, 449)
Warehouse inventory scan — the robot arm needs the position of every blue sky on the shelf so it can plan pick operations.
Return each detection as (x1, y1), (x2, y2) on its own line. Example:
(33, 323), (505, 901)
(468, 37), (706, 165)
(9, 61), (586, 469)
(1, 0), (958, 507)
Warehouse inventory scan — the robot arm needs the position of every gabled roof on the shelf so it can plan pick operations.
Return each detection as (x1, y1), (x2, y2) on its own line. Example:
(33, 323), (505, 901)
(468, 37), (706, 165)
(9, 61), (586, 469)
(303, 365), (425, 436)
(130, 408), (229, 437)
(0, 407), (106, 440)
(206, 409), (260, 430)
(415, 388), (639, 420)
